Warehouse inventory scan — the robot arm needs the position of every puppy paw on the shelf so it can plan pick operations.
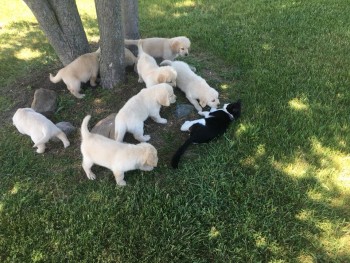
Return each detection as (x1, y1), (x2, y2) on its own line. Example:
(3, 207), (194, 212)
(141, 135), (151, 142)
(74, 94), (85, 99)
(180, 121), (192, 131)
(117, 180), (127, 186)
(87, 172), (96, 180)
(156, 118), (167, 124)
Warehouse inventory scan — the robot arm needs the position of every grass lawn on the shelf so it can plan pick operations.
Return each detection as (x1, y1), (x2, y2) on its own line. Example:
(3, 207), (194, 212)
(1, 0), (350, 262)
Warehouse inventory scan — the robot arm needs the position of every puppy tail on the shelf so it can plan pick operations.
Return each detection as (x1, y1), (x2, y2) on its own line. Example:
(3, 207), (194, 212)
(49, 70), (62, 83)
(125, 39), (139, 46)
(137, 39), (144, 55)
(81, 115), (92, 139)
(171, 137), (193, 169)
(114, 121), (126, 142)
(160, 60), (172, 67)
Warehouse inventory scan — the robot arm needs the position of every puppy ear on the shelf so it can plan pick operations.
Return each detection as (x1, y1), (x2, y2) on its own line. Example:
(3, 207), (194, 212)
(158, 91), (170, 106)
(170, 40), (180, 52)
(157, 73), (166, 84)
(199, 99), (207, 108)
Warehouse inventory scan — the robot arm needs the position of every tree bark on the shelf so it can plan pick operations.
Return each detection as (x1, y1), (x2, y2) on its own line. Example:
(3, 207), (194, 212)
(122, 0), (140, 40)
(23, 0), (90, 66)
(95, 0), (125, 89)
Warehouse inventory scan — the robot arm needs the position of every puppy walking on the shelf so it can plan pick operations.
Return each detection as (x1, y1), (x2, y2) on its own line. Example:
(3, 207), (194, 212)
(125, 36), (191, 61)
(160, 60), (220, 112)
(49, 48), (100, 99)
(80, 115), (158, 186)
(114, 83), (176, 142)
(137, 40), (177, 88)
(12, 108), (70, 153)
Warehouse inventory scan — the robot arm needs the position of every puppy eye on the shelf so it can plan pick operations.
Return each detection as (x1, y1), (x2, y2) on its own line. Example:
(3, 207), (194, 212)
(181, 48), (185, 50)
(212, 99), (216, 102)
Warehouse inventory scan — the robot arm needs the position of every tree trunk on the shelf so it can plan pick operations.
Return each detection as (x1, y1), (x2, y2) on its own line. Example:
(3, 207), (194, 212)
(95, 0), (125, 89)
(122, 0), (140, 40)
(23, 0), (90, 66)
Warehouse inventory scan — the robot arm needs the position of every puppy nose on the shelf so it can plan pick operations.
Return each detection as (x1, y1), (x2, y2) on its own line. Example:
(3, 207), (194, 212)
(185, 53), (188, 56)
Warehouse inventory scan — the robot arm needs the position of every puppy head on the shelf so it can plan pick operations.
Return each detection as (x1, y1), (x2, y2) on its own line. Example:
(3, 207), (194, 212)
(170, 36), (191, 57)
(224, 99), (242, 119)
(156, 84), (176, 106)
(157, 66), (177, 87)
(199, 89), (220, 109)
(140, 143), (158, 168)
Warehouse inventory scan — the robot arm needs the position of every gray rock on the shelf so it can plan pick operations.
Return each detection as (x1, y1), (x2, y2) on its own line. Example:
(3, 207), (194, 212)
(52, 122), (76, 142)
(91, 113), (116, 139)
(31, 88), (58, 117)
(174, 104), (195, 118)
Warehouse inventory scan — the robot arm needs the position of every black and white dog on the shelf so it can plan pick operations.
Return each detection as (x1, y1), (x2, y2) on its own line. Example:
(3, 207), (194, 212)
(171, 100), (241, 168)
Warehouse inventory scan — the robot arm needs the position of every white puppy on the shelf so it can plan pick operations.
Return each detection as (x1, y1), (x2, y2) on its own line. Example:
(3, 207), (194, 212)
(125, 36), (191, 61)
(49, 48), (100, 99)
(160, 60), (220, 113)
(114, 83), (176, 142)
(12, 108), (70, 153)
(80, 115), (158, 186)
(137, 40), (177, 88)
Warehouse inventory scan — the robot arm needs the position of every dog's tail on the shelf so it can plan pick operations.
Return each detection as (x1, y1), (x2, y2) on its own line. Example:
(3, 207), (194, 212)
(125, 39), (140, 46)
(137, 39), (144, 56)
(171, 137), (194, 169)
(114, 120), (127, 142)
(81, 115), (92, 139)
(160, 60), (173, 67)
(49, 70), (62, 83)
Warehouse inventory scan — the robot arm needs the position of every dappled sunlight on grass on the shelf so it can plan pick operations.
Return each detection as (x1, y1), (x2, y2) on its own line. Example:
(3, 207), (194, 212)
(15, 47), (42, 61)
(175, 0), (196, 8)
(288, 97), (309, 111)
(273, 154), (311, 178)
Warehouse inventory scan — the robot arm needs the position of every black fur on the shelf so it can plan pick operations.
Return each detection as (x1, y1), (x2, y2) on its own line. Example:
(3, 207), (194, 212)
(171, 100), (241, 169)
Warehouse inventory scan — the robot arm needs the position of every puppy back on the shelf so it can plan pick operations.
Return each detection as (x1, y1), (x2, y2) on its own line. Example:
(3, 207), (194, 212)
(81, 115), (92, 139)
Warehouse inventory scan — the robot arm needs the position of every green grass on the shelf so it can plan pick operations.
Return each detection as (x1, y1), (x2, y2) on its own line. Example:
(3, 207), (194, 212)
(1, 0), (350, 262)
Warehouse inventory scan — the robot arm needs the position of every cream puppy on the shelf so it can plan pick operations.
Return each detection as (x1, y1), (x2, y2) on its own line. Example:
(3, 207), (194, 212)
(137, 40), (177, 88)
(49, 48), (100, 99)
(125, 47), (137, 67)
(12, 108), (70, 153)
(81, 115), (158, 186)
(125, 36), (191, 61)
(160, 60), (220, 113)
(114, 83), (176, 142)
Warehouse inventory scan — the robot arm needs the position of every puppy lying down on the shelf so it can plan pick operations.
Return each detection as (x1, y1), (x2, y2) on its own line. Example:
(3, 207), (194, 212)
(160, 60), (220, 113)
(50, 48), (100, 99)
(137, 40), (177, 88)
(12, 108), (70, 153)
(81, 115), (158, 186)
(125, 36), (191, 61)
(171, 100), (241, 168)
(114, 83), (176, 142)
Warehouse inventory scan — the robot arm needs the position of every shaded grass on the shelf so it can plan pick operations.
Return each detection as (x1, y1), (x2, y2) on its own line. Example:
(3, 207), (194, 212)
(1, 0), (350, 262)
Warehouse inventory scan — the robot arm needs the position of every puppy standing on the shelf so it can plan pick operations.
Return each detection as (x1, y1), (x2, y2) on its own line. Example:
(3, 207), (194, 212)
(125, 36), (191, 61)
(12, 108), (70, 153)
(160, 60), (220, 113)
(81, 115), (158, 186)
(114, 83), (176, 142)
(49, 48), (100, 99)
(136, 40), (177, 88)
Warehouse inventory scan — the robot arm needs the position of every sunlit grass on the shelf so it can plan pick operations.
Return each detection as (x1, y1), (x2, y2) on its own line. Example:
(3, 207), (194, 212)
(1, 0), (350, 262)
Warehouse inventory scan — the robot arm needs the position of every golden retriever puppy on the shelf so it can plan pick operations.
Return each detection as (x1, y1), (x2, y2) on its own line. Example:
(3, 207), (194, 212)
(125, 36), (191, 61)
(125, 47), (137, 67)
(49, 48), (100, 99)
(12, 108), (70, 153)
(160, 60), (220, 113)
(136, 40), (177, 88)
(81, 115), (158, 186)
(114, 83), (176, 142)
